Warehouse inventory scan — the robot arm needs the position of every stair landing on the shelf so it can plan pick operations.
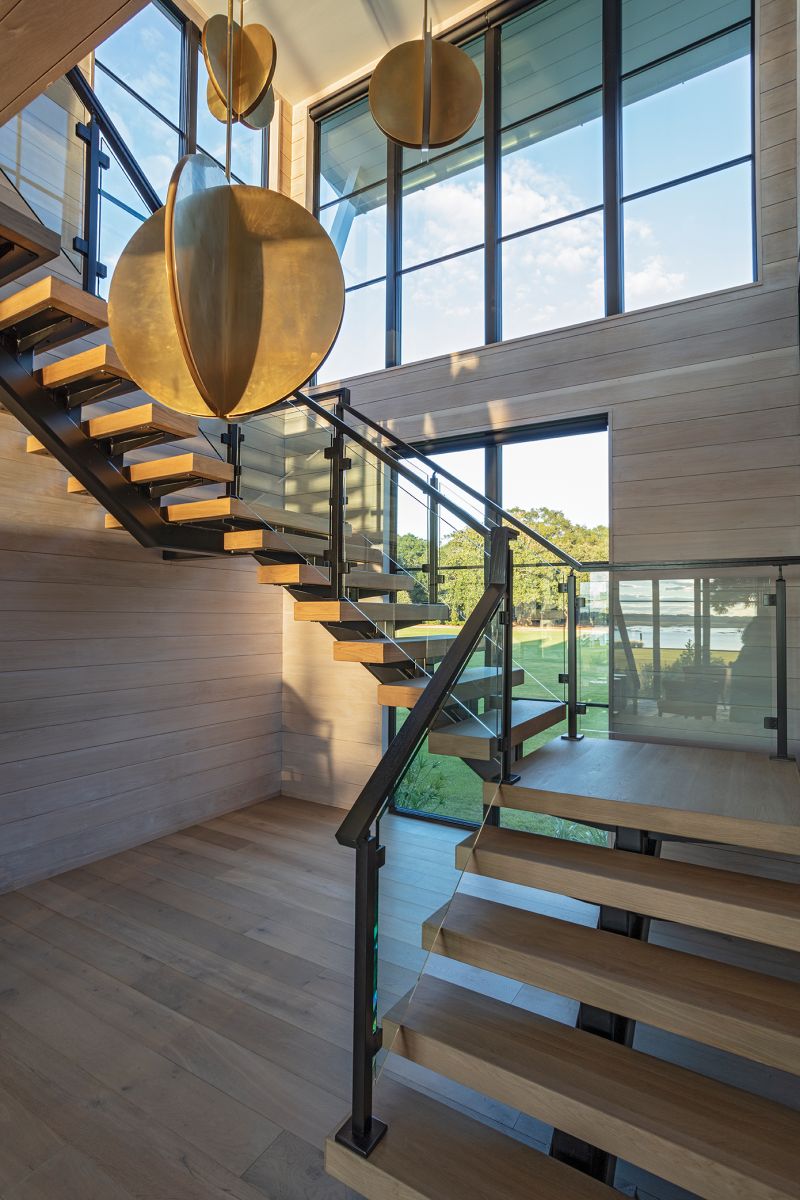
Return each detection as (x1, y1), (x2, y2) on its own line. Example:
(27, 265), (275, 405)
(487, 737), (800, 854)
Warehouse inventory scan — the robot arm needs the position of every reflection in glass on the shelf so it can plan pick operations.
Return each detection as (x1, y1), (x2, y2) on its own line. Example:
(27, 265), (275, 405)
(502, 211), (604, 340)
(319, 97), (386, 206)
(401, 249), (484, 365)
(622, 28), (751, 197)
(501, 0), (602, 129)
(318, 280), (386, 382)
(95, 3), (182, 123)
(611, 573), (776, 751)
(402, 153), (484, 270)
(0, 86), (84, 265)
(320, 184), (387, 287)
(623, 162), (753, 310)
(621, 0), (750, 76)
(501, 94), (602, 237)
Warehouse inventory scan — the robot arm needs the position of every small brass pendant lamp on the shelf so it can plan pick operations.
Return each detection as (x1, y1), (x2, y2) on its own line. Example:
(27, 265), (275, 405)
(369, 0), (482, 151)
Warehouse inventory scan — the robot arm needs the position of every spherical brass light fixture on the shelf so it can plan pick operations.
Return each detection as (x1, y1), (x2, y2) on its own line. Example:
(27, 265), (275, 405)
(369, 0), (482, 151)
(108, 154), (345, 421)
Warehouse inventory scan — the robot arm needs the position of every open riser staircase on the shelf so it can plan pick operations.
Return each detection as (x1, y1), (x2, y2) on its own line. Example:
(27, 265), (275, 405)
(2, 191), (800, 1200)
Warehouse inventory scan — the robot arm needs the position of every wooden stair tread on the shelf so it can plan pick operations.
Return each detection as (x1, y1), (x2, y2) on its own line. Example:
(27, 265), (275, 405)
(332, 635), (457, 664)
(378, 666), (525, 709)
(257, 564), (412, 592)
(383, 975), (800, 1200)
(455, 826), (800, 951)
(0, 198), (60, 285)
(429, 698), (566, 761)
(25, 435), (49, 456)
(489, 737), (800, 856)
(85, 402), (199, 443)
(246, 500), (352, 536)
(165, 497), (253, 524)
(424, 892), (800, 1073)
(126, 453), (233, 487)
(0, 275), (107, 351)
(36, 344), (132, 397)
(294, 600), (450, 624)
(325, 1077), (617, 1200)
(223, 527), (382, 562)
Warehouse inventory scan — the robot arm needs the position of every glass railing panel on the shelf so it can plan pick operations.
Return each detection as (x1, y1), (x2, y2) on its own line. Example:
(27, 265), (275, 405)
(373, 614), (504, 1055)
(578, 569), (610, 738)
(610, 569), (777, 752)
(390, 610), (503, 825)
(0, 78), (85, 274)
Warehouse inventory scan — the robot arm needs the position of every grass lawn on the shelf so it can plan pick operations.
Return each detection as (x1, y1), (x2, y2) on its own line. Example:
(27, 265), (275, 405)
(394, 623), (610, 843)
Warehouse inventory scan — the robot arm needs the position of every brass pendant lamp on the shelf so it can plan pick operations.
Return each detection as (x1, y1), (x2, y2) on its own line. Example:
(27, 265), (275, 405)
(369, 0), (482, 151)
(203, 3), (276, 129)
(108, 1), (345, 422)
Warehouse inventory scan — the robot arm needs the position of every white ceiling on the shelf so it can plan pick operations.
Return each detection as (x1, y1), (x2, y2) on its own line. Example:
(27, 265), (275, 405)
(195, 0), (487, 105)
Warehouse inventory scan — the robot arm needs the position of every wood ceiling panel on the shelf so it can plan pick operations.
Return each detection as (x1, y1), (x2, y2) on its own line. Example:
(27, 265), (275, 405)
(0, 0), (146, 126)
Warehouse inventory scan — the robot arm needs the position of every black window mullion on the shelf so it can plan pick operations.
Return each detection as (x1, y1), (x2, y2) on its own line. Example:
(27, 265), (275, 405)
(386, 139), (402, 368)
(602, 0), (622, 316)
(485, 24), (501, 345)
(183, 19), (199, 155)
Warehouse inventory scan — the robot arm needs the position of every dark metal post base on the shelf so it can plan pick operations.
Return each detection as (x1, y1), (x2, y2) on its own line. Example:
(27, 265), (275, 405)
(561, 732), (585, 742)
(334, 1115), (388, 1158)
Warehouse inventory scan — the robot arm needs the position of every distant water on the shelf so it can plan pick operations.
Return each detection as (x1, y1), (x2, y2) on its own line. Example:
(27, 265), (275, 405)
(584, 625), (746, 652)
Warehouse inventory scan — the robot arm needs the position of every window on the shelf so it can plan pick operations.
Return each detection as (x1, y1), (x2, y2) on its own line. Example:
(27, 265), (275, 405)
(316, 98), (387, 381)
(313, 0), (754, 376)
(92, 1), (267, 296)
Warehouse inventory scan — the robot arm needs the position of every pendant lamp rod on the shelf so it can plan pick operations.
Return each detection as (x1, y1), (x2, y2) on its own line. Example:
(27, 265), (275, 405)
(225, 0), (234, 180)
(421, 0), (432, 153)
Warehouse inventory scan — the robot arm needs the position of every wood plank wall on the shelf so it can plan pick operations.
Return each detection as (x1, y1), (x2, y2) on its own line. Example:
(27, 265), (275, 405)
(281, 0), (800, 806)
(0, 170), (283, 892)
(0, 401), (283, 892)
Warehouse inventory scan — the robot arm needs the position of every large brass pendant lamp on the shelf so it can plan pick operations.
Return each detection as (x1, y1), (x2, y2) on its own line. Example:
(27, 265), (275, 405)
(108, 2), (344, 421)
(369, 0), (482, 151)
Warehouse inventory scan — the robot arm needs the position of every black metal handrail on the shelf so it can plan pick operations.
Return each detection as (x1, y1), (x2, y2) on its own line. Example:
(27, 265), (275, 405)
(294, 390), (493, 539)
(334, 524), (517, 1159)
(306, 387), (584, 570)
(66, 67), (161, 215)
(335, 525), (516, 850)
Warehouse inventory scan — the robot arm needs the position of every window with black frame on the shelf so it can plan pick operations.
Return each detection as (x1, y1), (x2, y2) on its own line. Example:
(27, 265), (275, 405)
(313, 0), (754, 376)
(500, 0), (605, 339)
(92, 0), (267, 297)
(316, 97), (388, 381)
(620, 0), (754, 309)
(400, 37), (486, 364)
(93, 2), (183, 294)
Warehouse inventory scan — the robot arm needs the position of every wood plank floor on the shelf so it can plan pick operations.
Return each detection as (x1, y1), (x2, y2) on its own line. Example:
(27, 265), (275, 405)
(0, 795), (797, 1200)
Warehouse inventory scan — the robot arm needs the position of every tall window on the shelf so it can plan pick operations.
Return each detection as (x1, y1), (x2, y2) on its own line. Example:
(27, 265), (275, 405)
(400, 38), (485, 364)
(317, 98), (388, 380)
(314, 0), (754, 380)
(620, 2), (753, 308)
(93, 2), (182, 291)
(500, 1), (604, 338)
(92, 0), (267, 294)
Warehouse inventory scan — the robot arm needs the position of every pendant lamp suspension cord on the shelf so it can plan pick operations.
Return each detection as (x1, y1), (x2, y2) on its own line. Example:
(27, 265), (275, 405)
(225, 0), (234, 180)
(421, 0), (432, 154)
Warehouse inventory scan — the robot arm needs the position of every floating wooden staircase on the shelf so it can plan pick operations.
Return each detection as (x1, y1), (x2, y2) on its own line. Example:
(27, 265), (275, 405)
(328, 765), (800, 1200)
(4, 216), (799, 1200)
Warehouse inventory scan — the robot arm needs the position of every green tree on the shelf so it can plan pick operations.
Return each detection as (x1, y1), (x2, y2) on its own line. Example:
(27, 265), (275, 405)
(437, 507), (608, 625)
(395, 531), (429, 603)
